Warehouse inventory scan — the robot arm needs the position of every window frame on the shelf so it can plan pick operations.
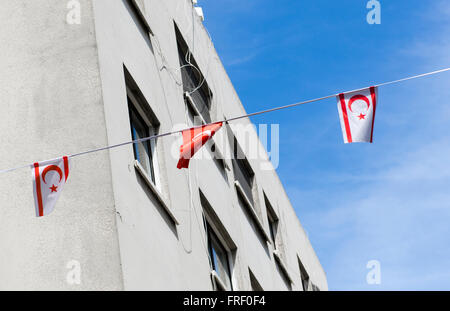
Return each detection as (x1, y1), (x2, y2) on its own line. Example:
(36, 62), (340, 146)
(234, 181), (270, 243)
(125, 0), (154, 36)
(273, 249), (293, 290)
(184, 92), (205, 126)
(229, 134), (270, 243)
(264, 193), (279, 247)
(249, 268), (264, 291)
(231, 137), (255, 205)
(206, 221), (234, 291)
(200, 190), (237, 291)
(124, 66), (177, 226)
(297, 256), (311, 291)
(127, 86), (161, 192)
(175, 23), (213, 124)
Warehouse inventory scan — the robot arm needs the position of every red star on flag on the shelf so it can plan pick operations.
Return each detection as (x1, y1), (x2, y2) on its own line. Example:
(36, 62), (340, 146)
(32, 156), (70, 217)
(336, 86), (378, 143)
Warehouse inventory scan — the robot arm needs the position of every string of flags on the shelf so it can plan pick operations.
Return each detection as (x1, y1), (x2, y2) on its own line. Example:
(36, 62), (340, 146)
(4, 67), (450, 217)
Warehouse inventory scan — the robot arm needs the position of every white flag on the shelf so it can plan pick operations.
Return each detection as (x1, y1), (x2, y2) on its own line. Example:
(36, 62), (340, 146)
(337, 86), (378, 143)
(31, 156), (70, 217)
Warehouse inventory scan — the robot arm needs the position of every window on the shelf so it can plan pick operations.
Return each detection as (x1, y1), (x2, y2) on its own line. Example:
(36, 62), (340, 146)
(264, 194), (292, 290)
(278, 266), (293, 291)
(128, 101), (157, 184)
(206, 222), (233, 291)
(200, 191), (236, 291)
(175, 24), (212, 124)
(273, 250), (292, 291)
(249, 269), (263, 291)
(125, 67), (161, 190)
(233, 157), (254, 205)
(265, 194), (278, 247)
(298, 256), (311, 291)
(230, 134), (270, 243)
(125, 0), (153, 36)
(174, 24), (226, 177)
(232, 138), (255, 205)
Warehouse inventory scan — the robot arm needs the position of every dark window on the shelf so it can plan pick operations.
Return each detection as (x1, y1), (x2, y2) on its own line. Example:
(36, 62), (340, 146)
(265, 195), (278, 247)
(231, 136), (256, 209)
(281, 270), (293, 291)
(298, 257), (310, 291)
(128, 101), (157, 184)
(206, 222), (233, 291)
(125, 0), (152, 36)
(200, 190), (237, 291)
(268, 215), (276, 244)
(175, 24), (212, 124)
(232, 153), (254, 205)
(249, 269), (263, 291)
(125, 67), (160, 188)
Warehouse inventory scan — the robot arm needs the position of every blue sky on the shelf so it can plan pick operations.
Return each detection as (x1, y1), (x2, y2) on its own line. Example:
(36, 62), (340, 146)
(200, 0), (450, 290)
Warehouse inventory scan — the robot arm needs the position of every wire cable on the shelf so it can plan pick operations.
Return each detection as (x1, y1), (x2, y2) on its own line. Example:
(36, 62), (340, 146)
(0, 67), (449, 174)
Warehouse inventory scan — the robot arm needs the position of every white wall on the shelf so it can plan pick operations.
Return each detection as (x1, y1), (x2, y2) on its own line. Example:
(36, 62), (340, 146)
(93, 0), (327, 291)
(0, 0), (327, 290)
(0, 0), (123, 290)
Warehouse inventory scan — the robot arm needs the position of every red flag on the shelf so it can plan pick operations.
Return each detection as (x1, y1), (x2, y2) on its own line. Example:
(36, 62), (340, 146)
(177, 122), (223, 169)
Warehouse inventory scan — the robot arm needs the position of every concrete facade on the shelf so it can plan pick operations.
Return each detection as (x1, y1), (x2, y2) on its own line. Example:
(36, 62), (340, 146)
(0, 0), (327, 291)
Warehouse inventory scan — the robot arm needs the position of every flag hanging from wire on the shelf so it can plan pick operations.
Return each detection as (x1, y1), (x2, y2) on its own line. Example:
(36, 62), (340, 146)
(177, 122), (223, 169)
(337, 86), (378, 143)
(31, 156), (70, 217)
(0, 68), (446, 177)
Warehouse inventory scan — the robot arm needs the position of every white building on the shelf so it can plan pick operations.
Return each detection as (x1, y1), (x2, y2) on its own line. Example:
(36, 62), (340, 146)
(0, 0), (327, 290)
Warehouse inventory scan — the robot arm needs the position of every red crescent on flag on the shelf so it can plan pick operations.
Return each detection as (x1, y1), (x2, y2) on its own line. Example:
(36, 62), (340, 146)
(348, 94), (370, 112)
(42, 165), (63, 184)
(193, 130), (212, 143)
